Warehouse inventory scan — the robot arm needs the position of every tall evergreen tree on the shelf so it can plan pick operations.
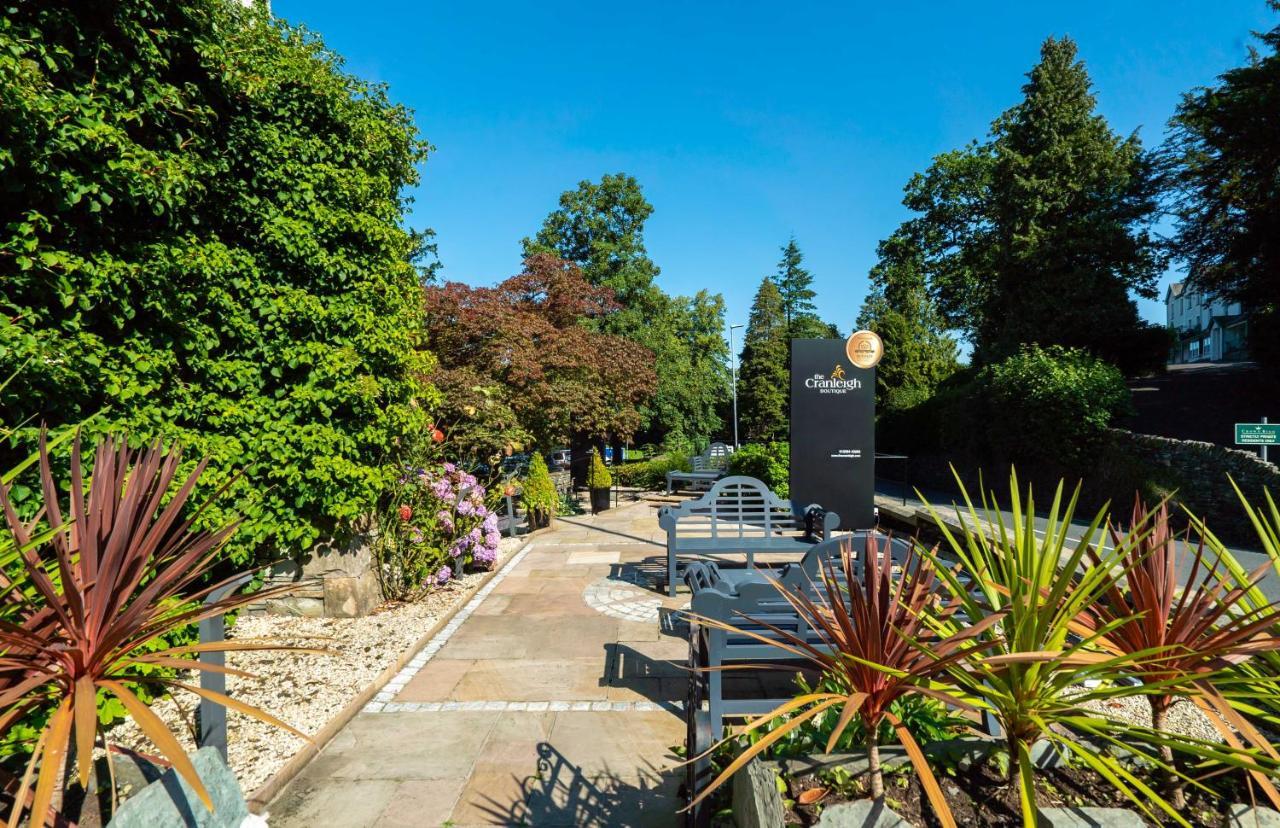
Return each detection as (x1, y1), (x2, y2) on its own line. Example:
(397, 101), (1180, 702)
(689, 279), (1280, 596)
(856, 229), (959, 412)
(1166, 5), (1280, 373)
(738, 278), (790, 442)
(523, 174), (729, 442)
(771, 236), (817, 329)
(905, 37), (1164, 371)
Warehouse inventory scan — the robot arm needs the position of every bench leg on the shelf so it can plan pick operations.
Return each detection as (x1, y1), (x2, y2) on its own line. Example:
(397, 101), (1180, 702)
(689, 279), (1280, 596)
(668, 547), (679, 597)
(708, 656), (723, 745)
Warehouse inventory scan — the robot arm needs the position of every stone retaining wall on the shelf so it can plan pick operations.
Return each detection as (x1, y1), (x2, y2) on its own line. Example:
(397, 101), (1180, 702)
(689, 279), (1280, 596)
(255, 531), (382, 618)
(1108, 427), (1280, 527)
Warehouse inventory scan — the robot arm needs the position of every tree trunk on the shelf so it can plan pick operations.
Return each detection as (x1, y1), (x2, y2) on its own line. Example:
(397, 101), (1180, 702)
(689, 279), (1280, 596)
(867, 725), (884, 799)
(1152, 700), (1186, 809)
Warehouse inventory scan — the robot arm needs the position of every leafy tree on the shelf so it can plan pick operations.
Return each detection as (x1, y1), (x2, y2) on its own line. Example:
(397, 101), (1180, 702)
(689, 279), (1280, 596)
(738, 279), (790, 442)
(524, 174), (728, 442)
(524, 173), (660, 311)
(639, 290), (730, 447)
(422, 254), (656, 452)
(1166, 5), (1280, 373)
(857, 230), (959, 412)
(0, 1), (435, 564)
(906, 37), (1164, 370)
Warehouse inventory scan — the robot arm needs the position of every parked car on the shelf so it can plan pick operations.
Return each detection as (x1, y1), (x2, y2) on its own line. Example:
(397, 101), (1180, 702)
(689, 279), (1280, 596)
(548, 449), (571, 470)
(501, 453), (530, 476)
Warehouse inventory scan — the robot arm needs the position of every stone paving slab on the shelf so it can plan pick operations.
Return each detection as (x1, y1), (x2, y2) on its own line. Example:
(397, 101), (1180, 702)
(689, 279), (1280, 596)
(270, 501), (691, 826)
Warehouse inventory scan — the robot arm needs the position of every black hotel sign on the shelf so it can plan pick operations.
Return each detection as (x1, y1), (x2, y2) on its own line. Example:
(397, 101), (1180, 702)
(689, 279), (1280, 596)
(789, 336), (876, 530)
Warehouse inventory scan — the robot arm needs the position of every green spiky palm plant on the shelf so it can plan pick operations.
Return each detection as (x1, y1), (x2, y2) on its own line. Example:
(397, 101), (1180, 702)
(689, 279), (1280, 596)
(0, 432), (310, 826)
(918, 471), (1242, 828)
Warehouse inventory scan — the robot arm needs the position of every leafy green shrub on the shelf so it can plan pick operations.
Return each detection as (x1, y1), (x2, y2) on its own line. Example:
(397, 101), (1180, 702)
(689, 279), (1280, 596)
(0, 2), (435, 568)
(612, 453), (691, 490)
(739, 673), (967, 760)
(521, 454), (558, 526)
(587, 450), (613, 489)
(728, 442), (790, 497)
(975, 345), (1132, 465)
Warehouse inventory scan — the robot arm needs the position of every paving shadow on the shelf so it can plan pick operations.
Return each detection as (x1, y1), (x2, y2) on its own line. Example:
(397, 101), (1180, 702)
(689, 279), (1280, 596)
(555, 516), (664, 547)
(471, 742), (677, 826)
(601, 643), (687, 713)
(605, 560), (669, 593)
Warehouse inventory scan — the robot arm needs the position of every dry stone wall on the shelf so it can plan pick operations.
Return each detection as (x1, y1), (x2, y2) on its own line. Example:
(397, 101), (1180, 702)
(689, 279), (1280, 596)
(1108, 428), (1280, 531)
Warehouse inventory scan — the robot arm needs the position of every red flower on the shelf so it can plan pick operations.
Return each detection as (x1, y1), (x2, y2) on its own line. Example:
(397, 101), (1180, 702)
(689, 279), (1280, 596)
(431, 427), (445, 444)
(398, 504), (413, 521)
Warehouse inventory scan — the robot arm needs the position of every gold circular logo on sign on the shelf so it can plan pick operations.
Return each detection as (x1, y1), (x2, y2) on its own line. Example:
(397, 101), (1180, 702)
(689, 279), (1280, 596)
(845, 330), (884, 369)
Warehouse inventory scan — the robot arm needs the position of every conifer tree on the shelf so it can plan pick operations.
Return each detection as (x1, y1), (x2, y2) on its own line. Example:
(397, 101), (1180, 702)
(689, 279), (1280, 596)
(905, 36), (1163, 371)
(856, 229), (959, 412)
(738, 278), (790, 442)
(771, 237), (817, 329)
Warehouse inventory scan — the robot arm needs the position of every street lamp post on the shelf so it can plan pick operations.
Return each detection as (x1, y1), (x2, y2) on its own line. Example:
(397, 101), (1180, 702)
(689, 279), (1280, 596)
(730, 323), (744, 450)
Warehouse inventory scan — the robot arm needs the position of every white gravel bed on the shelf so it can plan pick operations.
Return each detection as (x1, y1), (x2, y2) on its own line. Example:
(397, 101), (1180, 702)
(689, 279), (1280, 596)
(108, 536), (523, 794)
(1079, 691), (1223, 744)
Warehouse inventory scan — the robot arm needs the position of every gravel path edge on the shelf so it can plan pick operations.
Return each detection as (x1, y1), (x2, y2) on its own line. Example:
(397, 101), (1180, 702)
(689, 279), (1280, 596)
(245, 535), (537, 814)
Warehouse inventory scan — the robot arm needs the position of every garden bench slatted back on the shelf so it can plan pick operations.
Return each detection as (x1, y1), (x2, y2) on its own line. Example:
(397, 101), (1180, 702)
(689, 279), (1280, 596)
(685, 532), (910, 732)
(657, 475), (840, 595)
(664, 442), (733, 494)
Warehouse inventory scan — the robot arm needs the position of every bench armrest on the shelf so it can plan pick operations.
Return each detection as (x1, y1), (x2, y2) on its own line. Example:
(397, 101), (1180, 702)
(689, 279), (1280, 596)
(801, 504), (841, 540)
(683, 561), (723, 594)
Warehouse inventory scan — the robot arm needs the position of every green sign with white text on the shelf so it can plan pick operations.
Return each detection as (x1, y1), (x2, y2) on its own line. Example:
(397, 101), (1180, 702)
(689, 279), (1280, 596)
(1236, 423), (1280, 446)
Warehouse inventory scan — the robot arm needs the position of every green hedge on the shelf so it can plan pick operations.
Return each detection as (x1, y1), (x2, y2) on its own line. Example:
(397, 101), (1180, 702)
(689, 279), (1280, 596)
(612, 453), (691, 490)
(728, 442), (790, 497)
(0, 2), (435, 566)
(880, 345), (1134, 470)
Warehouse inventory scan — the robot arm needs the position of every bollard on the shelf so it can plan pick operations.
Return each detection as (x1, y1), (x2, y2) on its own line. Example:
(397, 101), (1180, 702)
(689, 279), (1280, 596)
(198, 571), (254, 760)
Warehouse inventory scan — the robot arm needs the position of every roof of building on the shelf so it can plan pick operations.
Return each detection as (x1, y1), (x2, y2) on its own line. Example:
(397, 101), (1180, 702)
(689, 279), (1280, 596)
(1209, 313), (1248, 330)
(1166, 281), (1186, 301)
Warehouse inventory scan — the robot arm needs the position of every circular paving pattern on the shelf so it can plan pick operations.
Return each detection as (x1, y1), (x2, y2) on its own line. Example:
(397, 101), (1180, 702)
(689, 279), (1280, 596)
(583, 573), (689, 623)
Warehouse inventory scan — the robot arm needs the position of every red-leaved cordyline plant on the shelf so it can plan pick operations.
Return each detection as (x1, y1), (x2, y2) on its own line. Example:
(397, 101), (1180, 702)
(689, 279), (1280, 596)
(686, 534), (1000, 828)
(1082, 495), (1280, 809)
(0, 432), (314, 827)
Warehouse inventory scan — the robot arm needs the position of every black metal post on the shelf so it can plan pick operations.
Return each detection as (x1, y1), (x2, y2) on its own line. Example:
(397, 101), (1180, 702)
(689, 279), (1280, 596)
(198, 572), (254, 760)
(505, 494), (517, 537)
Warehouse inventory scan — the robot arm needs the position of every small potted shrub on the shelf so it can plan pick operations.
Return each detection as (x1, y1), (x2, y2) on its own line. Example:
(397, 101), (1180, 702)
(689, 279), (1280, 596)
(521, 453), (558, 530)
(587, 449), (613, 514)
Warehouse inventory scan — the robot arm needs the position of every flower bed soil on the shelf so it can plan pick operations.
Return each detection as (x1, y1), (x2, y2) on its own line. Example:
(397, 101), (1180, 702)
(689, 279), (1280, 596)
(783, 762), (1248, 827)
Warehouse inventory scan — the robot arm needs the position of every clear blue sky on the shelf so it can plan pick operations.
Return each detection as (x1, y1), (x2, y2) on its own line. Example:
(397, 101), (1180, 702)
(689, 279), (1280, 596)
(276, 0), (1274, 345)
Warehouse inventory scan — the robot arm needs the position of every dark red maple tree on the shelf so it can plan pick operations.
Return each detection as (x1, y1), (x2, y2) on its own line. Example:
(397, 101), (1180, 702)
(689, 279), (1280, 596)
(423, 254), (656, 456)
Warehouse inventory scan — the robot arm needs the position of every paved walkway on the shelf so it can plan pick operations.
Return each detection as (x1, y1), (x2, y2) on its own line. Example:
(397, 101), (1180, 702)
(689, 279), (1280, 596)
(270, 500), (690, 827)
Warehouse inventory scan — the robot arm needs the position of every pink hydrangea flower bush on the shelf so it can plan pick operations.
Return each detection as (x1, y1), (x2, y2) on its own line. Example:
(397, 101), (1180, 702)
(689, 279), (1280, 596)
(378, 463), (503, 600)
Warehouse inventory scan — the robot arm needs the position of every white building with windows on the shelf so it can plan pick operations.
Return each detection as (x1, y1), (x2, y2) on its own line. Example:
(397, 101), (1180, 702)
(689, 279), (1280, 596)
(1165, 281), (1248, 364)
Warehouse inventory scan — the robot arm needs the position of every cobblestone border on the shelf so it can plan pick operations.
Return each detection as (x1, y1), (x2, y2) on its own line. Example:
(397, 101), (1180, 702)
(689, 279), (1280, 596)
(374, 700), (669, 713)
(363, 541), (536, 712)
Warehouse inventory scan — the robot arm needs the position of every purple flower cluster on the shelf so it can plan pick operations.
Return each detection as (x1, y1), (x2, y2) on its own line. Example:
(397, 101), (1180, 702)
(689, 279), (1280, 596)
(406, 463), (502, 583)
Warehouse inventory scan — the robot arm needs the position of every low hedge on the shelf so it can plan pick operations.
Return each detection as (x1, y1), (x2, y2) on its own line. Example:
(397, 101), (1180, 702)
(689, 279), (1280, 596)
(612, 453), (691, 490)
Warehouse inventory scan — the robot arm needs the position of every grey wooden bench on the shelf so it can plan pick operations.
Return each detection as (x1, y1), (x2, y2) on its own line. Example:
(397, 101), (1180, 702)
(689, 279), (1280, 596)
(664, 442), (733, 494)
(681, 532), (908, 823)
(657, 475), (839, 596)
